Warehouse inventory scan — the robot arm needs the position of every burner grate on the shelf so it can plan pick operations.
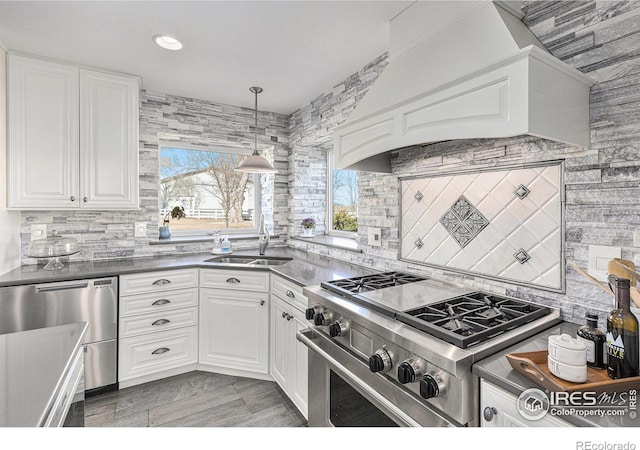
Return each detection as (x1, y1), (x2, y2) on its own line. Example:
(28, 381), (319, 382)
(397, 292), (551, 348)
(321, 272), (426, 297)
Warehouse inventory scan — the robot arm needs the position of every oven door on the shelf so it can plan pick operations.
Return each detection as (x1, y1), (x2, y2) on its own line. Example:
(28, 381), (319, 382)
(297, 328), (454, 427)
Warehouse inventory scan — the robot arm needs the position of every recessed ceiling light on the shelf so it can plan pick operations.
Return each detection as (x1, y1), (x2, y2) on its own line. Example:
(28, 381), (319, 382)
(153, 34), (183, 51)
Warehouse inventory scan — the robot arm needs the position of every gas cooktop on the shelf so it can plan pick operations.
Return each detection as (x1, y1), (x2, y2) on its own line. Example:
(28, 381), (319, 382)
(320, 271), (552, 348)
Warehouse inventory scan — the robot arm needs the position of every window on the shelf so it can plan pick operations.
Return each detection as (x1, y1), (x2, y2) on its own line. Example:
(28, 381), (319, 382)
(327, 151), (358, 236)
(159, 146), (260, 235)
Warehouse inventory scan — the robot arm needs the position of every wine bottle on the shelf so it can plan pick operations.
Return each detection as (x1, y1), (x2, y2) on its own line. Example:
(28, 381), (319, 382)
(606, 275), (639, 379)
(577, 313), (606, 369)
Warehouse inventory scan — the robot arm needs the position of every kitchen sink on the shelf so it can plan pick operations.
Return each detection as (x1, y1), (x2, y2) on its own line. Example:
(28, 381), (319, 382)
(203, 255), (294, 266)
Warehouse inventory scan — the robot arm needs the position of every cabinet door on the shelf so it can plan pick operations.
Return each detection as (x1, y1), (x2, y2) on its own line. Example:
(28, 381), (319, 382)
(199, 288), (269, 374)
(270, 296), (290, 389)
(290, 307), (309, 419)
(8, 55), (79, 208)
(80, 70), (139, 209)
(480, 379), (573, 427)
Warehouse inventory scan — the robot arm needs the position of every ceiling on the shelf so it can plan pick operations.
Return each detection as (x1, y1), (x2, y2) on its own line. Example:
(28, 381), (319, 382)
(0, 0), (412, 114)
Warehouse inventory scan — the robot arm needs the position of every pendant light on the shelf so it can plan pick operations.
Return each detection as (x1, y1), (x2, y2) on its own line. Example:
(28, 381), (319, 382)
(235, 87), (277, 173)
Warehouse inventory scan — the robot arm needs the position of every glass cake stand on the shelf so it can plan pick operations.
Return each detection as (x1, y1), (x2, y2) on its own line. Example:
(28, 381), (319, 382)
(27, 235), (80, 270)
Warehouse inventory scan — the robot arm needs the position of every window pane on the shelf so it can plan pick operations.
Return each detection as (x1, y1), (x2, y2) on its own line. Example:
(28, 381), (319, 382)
(160, 147), (256, 231)
(332, 169), (358, 232)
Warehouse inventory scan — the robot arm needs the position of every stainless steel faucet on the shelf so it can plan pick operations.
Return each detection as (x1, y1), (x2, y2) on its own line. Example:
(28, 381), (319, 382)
(258, 213), (269, 255)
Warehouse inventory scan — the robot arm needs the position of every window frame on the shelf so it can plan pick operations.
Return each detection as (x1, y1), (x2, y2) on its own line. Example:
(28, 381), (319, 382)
(326, 150), (358, 239)
(159, 143), (261, 237)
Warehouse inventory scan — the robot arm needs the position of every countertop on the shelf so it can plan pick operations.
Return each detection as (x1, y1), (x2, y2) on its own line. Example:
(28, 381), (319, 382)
(0, 322), (88, 427)
(473, 322), (640, 427)
(0, 246), (374, 288)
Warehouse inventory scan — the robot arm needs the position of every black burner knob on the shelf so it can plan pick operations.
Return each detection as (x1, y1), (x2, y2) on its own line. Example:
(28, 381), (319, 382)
(419, 375), (440, 399)
(313, 313), (326, 326)
(369, 354), (385, 373)
(305, 308), (316, 321)
(397, 362), (416, 384)
(329, 322), (341, 337)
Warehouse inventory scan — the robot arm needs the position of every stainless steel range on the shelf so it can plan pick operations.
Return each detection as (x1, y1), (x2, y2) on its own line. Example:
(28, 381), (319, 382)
(298, 271), (561, 427)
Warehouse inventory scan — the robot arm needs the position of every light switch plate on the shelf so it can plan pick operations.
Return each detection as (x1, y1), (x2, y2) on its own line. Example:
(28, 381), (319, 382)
(31, 224), (47, 241)
(134, 222), (147, 237)
(368, 227), (382, 247)
(588, 244), (621, 281)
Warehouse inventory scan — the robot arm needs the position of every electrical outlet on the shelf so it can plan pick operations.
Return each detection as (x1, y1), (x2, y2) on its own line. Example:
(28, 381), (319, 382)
(31, 224), (47, 241)
(134, 222), (147, 238)
(368, 227), (382, 247)
(588, 244), (621, 281)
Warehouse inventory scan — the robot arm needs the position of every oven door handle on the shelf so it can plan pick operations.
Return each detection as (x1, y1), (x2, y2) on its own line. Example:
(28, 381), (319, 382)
(296, 328), (422, 428)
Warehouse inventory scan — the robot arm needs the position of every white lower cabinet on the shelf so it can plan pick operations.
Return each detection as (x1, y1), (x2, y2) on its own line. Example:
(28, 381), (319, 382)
(270, 276), (308, 419)
(199, 275), (270, 374)
(480, 379), (573, 427)
(119, 327), (198, 382)
(118, 269), (199, 385)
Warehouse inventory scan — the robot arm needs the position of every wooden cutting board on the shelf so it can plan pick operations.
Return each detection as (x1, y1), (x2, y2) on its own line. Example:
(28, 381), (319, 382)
(506, 350), (640, 393)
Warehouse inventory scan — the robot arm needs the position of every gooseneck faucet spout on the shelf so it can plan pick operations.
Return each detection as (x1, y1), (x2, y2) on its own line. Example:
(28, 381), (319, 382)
(258, 214), (269, 256)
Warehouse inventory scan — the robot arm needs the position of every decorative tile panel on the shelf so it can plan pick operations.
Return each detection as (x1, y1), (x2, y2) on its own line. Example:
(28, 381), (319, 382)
(400, 162), (563, 291)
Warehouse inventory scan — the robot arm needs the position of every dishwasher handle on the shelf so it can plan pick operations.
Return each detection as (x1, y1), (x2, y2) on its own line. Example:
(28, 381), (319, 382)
(36, 281), (89, 293)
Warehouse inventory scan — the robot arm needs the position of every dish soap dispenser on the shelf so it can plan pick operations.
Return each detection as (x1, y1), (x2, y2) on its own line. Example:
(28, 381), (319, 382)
(221, 235), (232, 254)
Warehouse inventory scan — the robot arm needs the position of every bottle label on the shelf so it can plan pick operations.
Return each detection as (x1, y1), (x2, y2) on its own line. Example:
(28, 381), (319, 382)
(606, 331), (625, 360)
(577, 336), (596, 363)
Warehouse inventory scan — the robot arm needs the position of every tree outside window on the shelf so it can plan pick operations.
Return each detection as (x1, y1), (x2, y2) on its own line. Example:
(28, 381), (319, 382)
(327, 151), (358, 234)
(160, 147), (258, 233)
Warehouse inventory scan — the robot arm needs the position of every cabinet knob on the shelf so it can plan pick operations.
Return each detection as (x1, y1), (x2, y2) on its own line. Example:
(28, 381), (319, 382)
(286, 313), (293, 321)
(282, 311), (287, 319)
(260, 300), (265, 306)
(483, 406), (498, 422)
(83, 197), (88, 203)
(70, 196), (76, 202)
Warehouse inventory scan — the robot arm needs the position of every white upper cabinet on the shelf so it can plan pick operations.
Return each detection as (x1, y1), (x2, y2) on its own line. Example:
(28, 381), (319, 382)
(7, 54), (140, 209)
(7, 55), (79, 207)
(80, 70), (139, 209)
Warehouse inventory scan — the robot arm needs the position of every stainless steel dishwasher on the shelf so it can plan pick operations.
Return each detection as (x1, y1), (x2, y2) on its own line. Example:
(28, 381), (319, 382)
(0, 277), (118, 393)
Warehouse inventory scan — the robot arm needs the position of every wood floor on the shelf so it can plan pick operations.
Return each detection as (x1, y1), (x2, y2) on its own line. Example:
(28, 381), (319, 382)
(84, 371), (307, 427)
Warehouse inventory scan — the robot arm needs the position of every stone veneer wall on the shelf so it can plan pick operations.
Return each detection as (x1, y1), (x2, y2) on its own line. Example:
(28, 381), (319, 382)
(19, 90), (289, 264)
(288, 1), (640, 325)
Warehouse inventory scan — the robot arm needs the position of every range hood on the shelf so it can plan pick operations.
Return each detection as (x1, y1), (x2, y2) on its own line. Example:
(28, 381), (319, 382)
(334, 1), (595, 172)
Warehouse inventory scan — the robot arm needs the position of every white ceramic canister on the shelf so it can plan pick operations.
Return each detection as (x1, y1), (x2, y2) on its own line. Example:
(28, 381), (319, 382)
(548, 334), (588, 383)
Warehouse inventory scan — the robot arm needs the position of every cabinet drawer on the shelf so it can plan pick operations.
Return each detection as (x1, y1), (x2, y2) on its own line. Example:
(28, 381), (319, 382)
(199, 269), (269, 292)
(271, 275), (307, 311)
(119, 307), (198, 338)
(120, 269), (198, 295)
(118, 326), (197, 382)
(119, 288), (198, 317)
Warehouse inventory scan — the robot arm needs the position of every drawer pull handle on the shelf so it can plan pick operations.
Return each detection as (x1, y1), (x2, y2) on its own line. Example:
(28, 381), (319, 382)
(226, 277), (241, 284)
(152, 299), (171, 306)
(152, 319), (171, 326)
(285, 290), (295, 299)
(152, 279), (171, 285)
(152, 347), (170, 355)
